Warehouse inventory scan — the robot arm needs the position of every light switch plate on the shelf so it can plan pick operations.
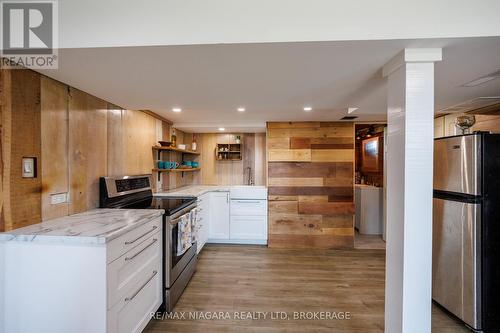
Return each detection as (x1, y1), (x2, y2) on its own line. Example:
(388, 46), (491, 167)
(22, 157), (36, 178)
(50, 193), (68, 205)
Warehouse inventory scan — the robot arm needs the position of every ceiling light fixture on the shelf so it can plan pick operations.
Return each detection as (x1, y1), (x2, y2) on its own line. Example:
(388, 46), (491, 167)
(347, 107), (359, 114)
(172, 107), (182, 113)
(237, 107), (246, 112)
(303, 106), (312, 112)
(462, 70), (500, 87)
(218, 127), (225, 131)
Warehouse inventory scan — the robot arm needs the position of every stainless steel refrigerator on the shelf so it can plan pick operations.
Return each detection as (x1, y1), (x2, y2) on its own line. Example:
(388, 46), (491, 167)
(433, 132), (500, 332)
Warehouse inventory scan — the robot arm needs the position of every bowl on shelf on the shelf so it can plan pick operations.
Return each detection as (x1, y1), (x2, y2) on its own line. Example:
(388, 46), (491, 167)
(158, 141), (172, 147)
(166, 161), (179, 169)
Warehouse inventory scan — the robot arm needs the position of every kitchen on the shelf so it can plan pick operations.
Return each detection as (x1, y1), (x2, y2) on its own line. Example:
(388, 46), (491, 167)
(1, 3), (500, 333)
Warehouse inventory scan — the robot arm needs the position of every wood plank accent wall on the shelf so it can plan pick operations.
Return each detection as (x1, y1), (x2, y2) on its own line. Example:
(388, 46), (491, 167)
(0, 69), (42, 231)
(0, 67), (176, 229)
(197, 133), (266, 186)
(267, 122), (355, 249)
(68, 88), (108, 214)
(40, 77), (69, 220)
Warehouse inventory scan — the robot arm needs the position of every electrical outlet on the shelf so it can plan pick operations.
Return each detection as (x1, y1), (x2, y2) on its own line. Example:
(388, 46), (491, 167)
(50, 193), (68, 205)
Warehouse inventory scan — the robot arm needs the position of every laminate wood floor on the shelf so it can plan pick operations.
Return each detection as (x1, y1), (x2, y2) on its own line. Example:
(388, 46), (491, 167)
(354, 231), (386, 250)
(145, 245), (469, 333)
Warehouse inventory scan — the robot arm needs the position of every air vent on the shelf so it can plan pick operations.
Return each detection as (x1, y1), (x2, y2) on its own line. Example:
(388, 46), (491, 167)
(340, 116), (358, 120)
(438, 97), (500, 115)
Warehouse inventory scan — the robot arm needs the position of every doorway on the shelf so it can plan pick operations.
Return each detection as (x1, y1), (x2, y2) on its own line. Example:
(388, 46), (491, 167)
(354, 124), (386, 250)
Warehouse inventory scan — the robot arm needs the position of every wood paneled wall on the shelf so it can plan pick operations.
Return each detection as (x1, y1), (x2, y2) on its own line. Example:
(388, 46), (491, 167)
(435, 113), (500, 138)
(196, 133), (266, 186)
(1, 68), (175, 229)
(267, 122), (355, 249)
(0, 68), (42, 231)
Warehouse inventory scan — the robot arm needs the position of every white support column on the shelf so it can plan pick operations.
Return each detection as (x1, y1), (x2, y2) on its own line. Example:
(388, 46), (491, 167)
(383, 48), (442, 333)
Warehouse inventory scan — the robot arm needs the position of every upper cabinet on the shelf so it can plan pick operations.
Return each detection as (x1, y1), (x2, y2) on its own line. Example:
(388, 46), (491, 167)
(216, 134), (243, 161)
(361, 136), (382, 173)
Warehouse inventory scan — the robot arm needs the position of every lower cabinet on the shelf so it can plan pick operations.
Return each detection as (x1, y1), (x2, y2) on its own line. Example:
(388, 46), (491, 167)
(208, 191), (230, 240)
(196, 193), (210, 253)
(229, 216), (267, 241)
(2, 216), (164, 333)
(107, 224), (162, 333)
(204, 192), (268, 245)
(107, 261), (162, 333)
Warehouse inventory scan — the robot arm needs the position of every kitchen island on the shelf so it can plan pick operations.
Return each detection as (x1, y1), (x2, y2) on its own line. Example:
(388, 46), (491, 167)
(0, 209), (164, 333)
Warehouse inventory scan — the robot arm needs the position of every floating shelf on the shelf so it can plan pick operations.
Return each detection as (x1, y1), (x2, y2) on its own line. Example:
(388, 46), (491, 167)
(152, 168), (201, 172)
(152, 146), (200, 155)
(152, 167), (200, 180)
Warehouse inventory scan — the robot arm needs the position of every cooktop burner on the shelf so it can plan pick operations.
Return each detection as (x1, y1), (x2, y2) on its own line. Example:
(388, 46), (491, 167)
(123, 196), (196, 216)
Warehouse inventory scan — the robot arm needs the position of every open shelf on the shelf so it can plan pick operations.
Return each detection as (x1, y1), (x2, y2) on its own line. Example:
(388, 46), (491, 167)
(152, 146), (200, 155)
(152, 167), (200, 180)
(152, 168), (201, 173)
(216, 143), (242, 161)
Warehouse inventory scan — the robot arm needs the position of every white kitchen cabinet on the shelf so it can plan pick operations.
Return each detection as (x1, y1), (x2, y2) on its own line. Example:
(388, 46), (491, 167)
(230, 216), (267, 241)
(196, 193), (210, 253)
(1, 213), (163, 333)
(208, 191), (230, 240)
(229, 199), (267, 244)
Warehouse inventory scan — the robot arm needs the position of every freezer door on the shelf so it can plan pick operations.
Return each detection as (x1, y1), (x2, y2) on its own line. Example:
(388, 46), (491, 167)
(434, 135), (481, 196)
(432, 198), (481, 329)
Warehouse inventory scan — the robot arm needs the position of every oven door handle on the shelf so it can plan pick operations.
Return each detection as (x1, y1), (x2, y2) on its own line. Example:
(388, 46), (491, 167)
(170, 211), (194, 226)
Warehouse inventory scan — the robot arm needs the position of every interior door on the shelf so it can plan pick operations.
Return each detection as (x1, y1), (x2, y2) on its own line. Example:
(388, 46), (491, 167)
(432, 197), (481, 329)
(209, 192), (230, 240)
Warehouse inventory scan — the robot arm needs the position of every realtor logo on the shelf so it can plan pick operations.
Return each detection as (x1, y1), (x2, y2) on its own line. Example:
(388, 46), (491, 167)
(1, 1), (58, 69)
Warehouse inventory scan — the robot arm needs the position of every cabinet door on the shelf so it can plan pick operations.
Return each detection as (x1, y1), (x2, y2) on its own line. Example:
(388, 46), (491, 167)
(230, 216), (267, 240)
(209, 192), (230, 239)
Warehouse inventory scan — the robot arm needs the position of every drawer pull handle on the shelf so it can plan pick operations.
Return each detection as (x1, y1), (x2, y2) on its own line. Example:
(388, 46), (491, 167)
(125, 270), (158, 302)
(124, 226), (157, 245)
(125, 239), (158, 261)
(235, 200), (260, 204)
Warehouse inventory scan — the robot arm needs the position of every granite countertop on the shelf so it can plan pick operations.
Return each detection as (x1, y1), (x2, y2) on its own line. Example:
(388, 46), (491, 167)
(154, 185), (231, 197)
(0, 209), (164, 245)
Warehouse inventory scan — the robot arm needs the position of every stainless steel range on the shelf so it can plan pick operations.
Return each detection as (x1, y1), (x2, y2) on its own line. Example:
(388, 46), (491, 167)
(100, 174), (198, 312)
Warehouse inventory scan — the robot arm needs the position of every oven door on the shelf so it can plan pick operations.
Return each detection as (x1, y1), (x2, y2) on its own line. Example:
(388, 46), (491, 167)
(164, 203), (197, 288)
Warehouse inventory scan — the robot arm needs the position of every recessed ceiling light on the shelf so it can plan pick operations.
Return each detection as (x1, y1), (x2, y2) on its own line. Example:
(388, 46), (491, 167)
(237, 107), (246, 112)
(172, 107), (182, 113)
(303, 106), (312, 112)
(218, 127), (225, 131)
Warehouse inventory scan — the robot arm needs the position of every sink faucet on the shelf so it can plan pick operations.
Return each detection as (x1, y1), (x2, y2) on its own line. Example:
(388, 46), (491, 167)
(245, 167), (254, 186)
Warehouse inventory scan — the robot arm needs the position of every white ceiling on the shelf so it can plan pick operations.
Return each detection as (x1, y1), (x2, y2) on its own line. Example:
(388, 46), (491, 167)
(59, 0), (500, 48)
(39, 37), (500, 133)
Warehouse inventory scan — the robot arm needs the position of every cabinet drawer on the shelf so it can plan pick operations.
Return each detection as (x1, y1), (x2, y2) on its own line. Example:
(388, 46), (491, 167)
(230, 216), (268, 240)
(230, 200), (267, 216)
(107, 262), (162, 333)
(107, 217), (161, 263)
(107, 231), (161, 309)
